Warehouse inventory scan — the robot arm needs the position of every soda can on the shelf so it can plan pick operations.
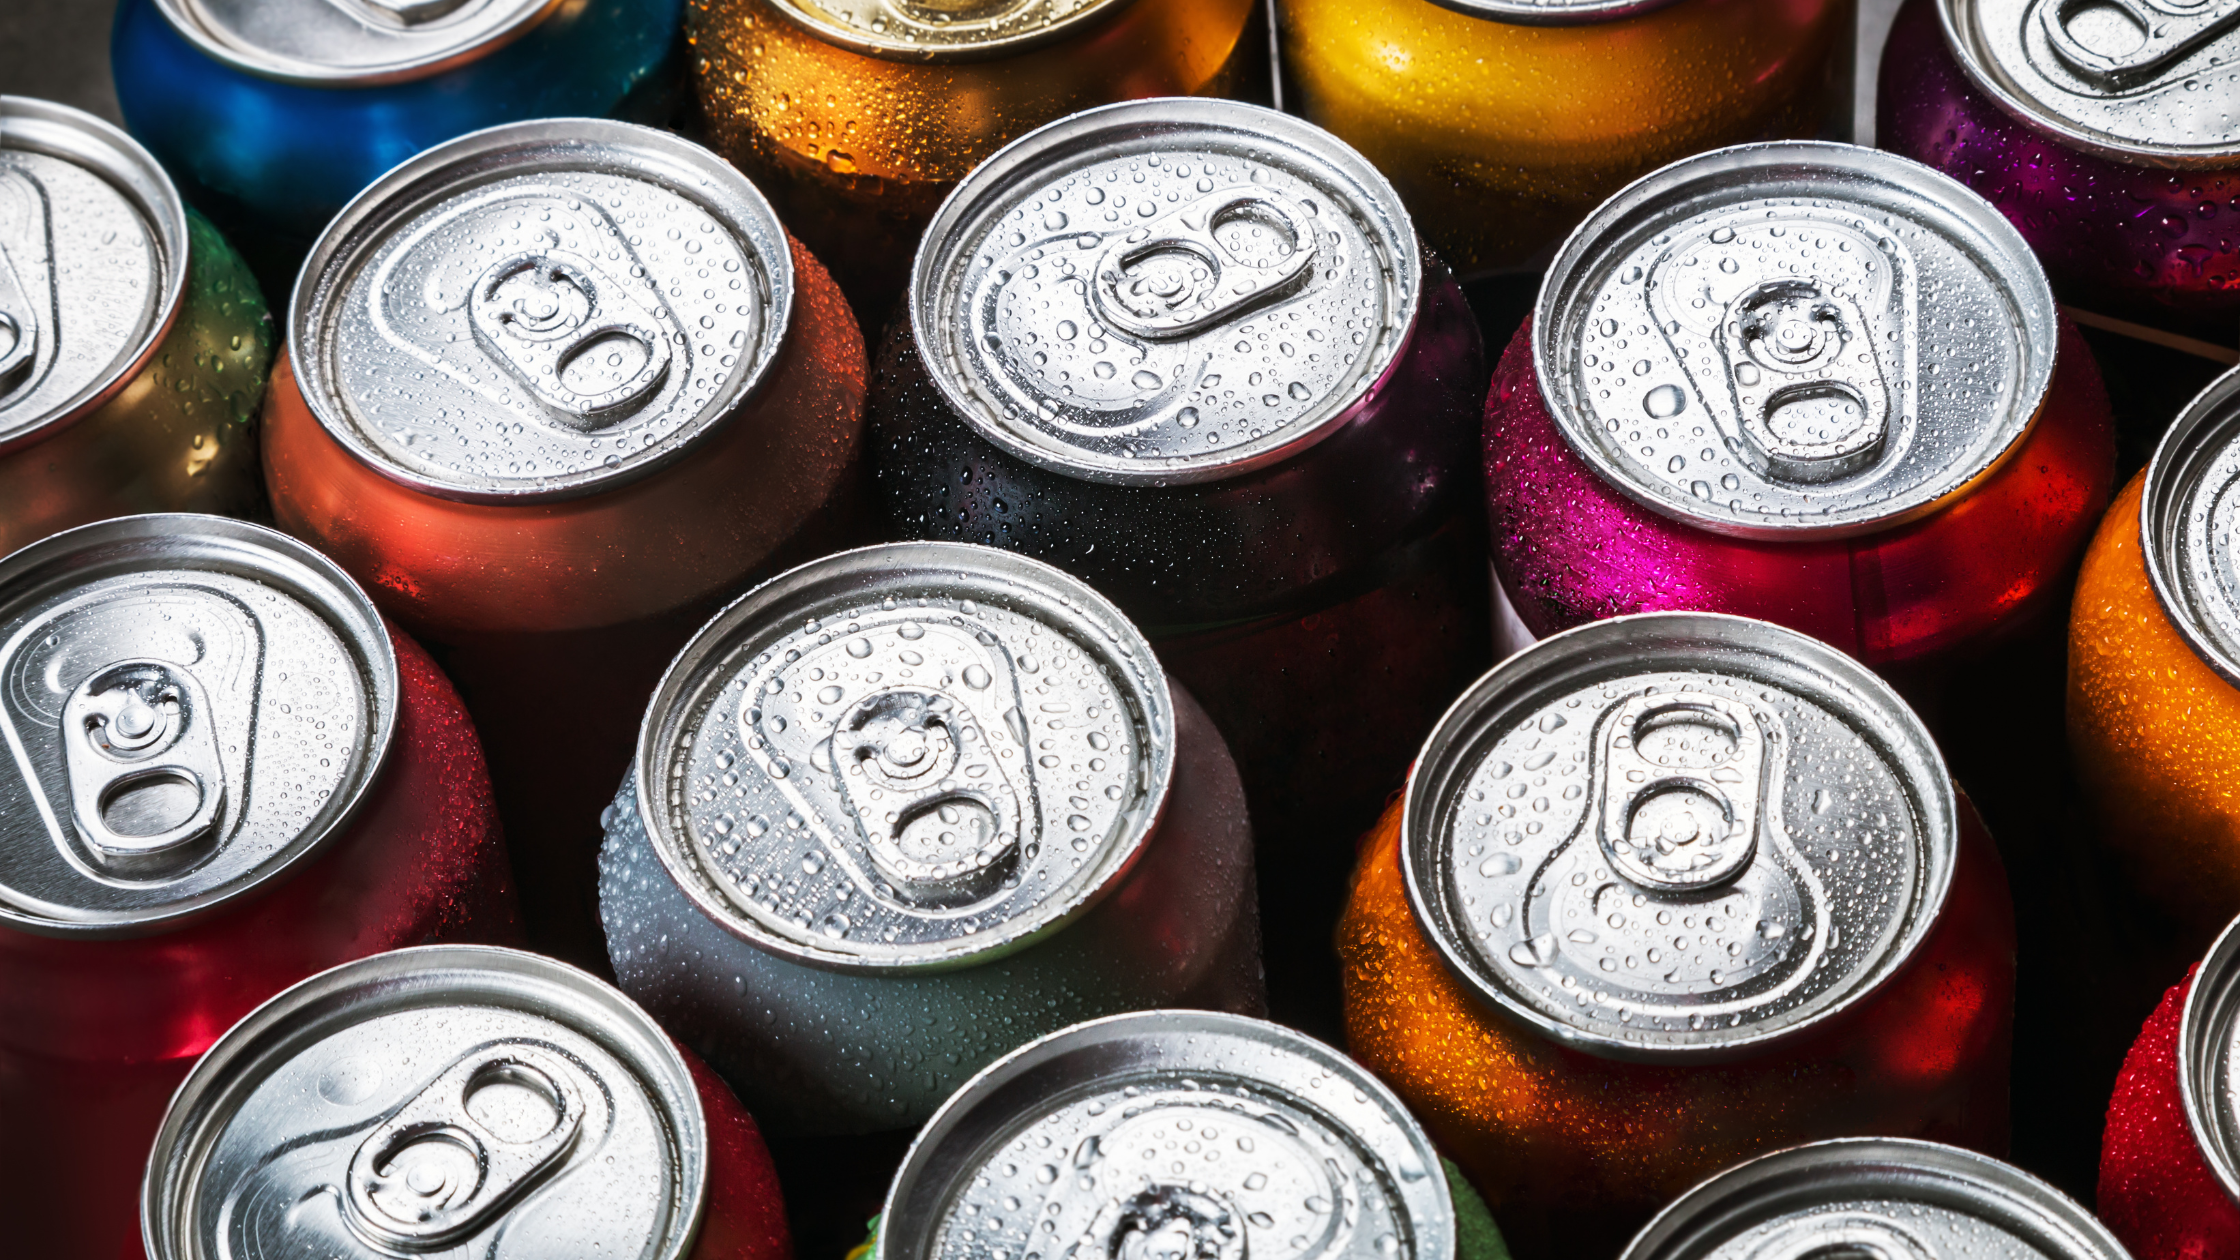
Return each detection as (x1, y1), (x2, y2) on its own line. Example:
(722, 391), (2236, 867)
(0, 97), (271, 557)
(877, 1009), (1457, 1260)
(110, 0), (685, 291)
(1339, 611), (2016, 1260)
(690, 0), (1263, 325)
(0, 514), (516, 1260)
(1628, 1138), (2124, 1260)
(1486, 141), (2115, 674)
(135, 945), (789, 1260)
(599, 541), (1265, 1134)
(264, 117), (868, 969)
(1878, 0), (2240, 326)
(1277, 0), (1850, 277)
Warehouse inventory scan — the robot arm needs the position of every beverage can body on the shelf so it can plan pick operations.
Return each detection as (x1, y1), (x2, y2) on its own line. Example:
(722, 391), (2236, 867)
(2098, 966), (2240, 1260)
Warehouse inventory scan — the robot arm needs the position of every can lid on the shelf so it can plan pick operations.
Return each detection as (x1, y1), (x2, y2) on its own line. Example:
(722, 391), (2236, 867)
(291, 119), (796, 503)
(912, 97), (1419, 487)
(879, 1010), (1456, 1260)
(1535, 142), (2057, 540)
(151, 0), (563, 86)
(764, 0), (1135, 60)
(635, 541), (1174, 972)
(141, 945), (708, 1260)
(1402, 612), (1957, 1060)
(0, 97), (187, 455)
(2141, 365), (2240, 689)
(1939, 0), (2240, 167)
(0, 515), (399, 937)
(1416, 0), (1687, 25)
(2180, 910), (2240, 1204)
(1621, 1138), (2127, 1260)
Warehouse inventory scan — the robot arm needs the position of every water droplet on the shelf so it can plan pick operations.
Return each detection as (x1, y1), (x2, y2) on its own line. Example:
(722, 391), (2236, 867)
(817, 685), (844, 705)
(962, 664), (992, 689)
(846, 638), (873, 658)
(1644, 384), (1686, 418)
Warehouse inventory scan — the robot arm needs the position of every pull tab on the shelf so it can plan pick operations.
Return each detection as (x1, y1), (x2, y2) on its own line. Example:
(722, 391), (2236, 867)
(63, 660), (225, 874)
(1747, 1214), (1933, 1260)
(0, 170), (48, 398)
(2038, 0), (2240, 90)
(344, 1044), (588, 1250)
(1070, 1186), (1246, 1260)
(1594, 692), (1767, 893)
(1721, 279), (1889, 484)
(328, 0), (476, 26)
(469, 249), (674, 429)
(832, 688), (1024, 906)
(885, 0), (1039, 18)
(1091, 189), (1318, 342)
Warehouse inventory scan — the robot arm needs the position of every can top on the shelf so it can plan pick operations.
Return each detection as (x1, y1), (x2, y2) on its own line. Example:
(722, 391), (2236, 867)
(2181, 910), (2240, 1206)
(879, 1010), (1456, 1260)
(1417, 0), (1688, 26)
(141, 946), (708, 1260)
(913, 98), (1420, 487)
(765, 0), (1136, 60)
(0, 97), (187, 456)
(1940, 0), (2240, 167)
(2141, 365), (2240, 689)
(635, 541), (1175, 972)
(152, 0), (564, 86)
(1622, 1138), (2128, 1260)
(1536, 142), (2057, 540)
(292, 119), (796, 504)
(0, 514), (399, 937)
(1402, 612), (1957, 1060)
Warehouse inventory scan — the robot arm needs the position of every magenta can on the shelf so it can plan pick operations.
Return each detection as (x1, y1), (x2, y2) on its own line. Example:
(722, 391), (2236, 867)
(1877, 0), (2240, 326)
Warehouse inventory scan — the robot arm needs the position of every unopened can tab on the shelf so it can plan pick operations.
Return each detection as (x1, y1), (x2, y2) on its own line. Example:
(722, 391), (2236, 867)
(63, 659), (226, 874)
(2037, 0), (2240, 90)
(0, 168), (49, 399)
(1093, 189), (1319, 341)
(469, 248), (675, 428)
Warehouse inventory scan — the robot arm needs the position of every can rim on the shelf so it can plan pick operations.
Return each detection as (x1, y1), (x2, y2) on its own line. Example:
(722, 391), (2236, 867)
(0, 96), (189, 458)
(287, 117), (798, 505)
(909, 95), (1424, 488)
(2141, 363), (2240, 690)
(1532, 140), (2059, 541)
(875, 1009), (1456, 1260)
(2179, 910), (2240, 1207)
(757, 0), (1143, 62)
(1413, 0), (1690, 26)
(138, 944), (709, 1260)
(1619, 1137), (2128, 1260)
(0, 513), (401, 938)
(1935, 0), (2240, 170)
(149, 0), (567, 87)
(1399, 610), (1960, 1062)
(632, 539), (1178, 975)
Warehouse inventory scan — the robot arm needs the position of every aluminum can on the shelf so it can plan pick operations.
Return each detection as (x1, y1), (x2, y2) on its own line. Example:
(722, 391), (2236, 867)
(2069, 364), (2240, 959)
(599, 542), (1265, 1134)
(1339, 612), (2017, 1260)
(1878, 0), (2240, 326)
(0, 97), (271, 556)
(264, 118), (868, 969)
(111, 0), (684, 290)
(1486, 142), (2114, 672)
(1278, 0), (1849, 277)
(1627, 1138), (2125, 1260)
(0, 514), (516, 1260)
(689, 0), (1261, 325)
(134, 945), (789, 1260)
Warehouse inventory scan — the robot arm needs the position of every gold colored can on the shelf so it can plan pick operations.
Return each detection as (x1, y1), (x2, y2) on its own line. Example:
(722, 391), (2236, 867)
(689, 0), (1262, 322)
(1278, 0), (1850, 274)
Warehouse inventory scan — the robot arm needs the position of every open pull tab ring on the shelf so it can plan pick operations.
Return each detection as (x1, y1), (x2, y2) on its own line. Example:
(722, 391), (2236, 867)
(832, 687), (1025, 907)
(327, 0), (477, 27)
(0, 184), (47, 397)
(469, 248), (674, 430)
(1746, 1214), (1935, 1260)
(1724, 279), (1890, 484)
(884, 0), (1041, 20)
(1069, 1186), (1247, 1260)
(1092, 189), (1319, 341)
(63, 660), (225, 875)
(2037, 0), (2240, 90)
(1595, 692), (1769, 894)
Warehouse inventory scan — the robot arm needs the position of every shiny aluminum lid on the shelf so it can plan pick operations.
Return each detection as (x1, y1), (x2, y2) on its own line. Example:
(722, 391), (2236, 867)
(141, 946), (707, 1260)
(1537, 142), (2057, 540)
(636, 541), (1174, 972)
(879, 1010), (1456, 1260)
(1402, 612), (1957, 1060)
(0, 97), (186, 455)
(767, 0), (1133, 60)
(913, 97), (1419, 487)
(1621, 1138), (2126, 1260)
(2141, 364), (2240, 690)
(0, 515), (397, 937)
(292, 119), (795, 503)
(1940, 0), (2240, 166)
(153, 0), (562, 86)
(2180, 909), (2240, 1204)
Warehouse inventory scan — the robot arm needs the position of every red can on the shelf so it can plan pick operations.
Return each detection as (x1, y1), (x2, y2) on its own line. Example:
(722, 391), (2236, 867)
(0, 515), (516, 1260)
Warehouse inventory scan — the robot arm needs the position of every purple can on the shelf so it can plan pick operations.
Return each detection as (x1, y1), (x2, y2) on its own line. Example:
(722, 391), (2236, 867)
(1877, 0), (2240, 326)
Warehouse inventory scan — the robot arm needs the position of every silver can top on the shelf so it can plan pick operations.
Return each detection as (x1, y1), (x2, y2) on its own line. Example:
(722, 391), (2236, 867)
(141, 946), (708, 1260)
(0, 97), (187, 455)
(636, 541), (1175, 971)
(0, 515), (398, 937)
(879, 1010), (1456, 1260)
(292, 119), (795, 503)
(152, 0), (562, 86)
(1537, 142), (2057, 540)
(2181, 910), (2240, 1204)
(1402, 612), (1957, 1060)
(1941, 0), (2240, 167)
(2141, 364), (2240, 689)
(766, 0), (1134, 60)
(913, 97), (1420, 487)
(1622, 1138), (2127, 1260)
